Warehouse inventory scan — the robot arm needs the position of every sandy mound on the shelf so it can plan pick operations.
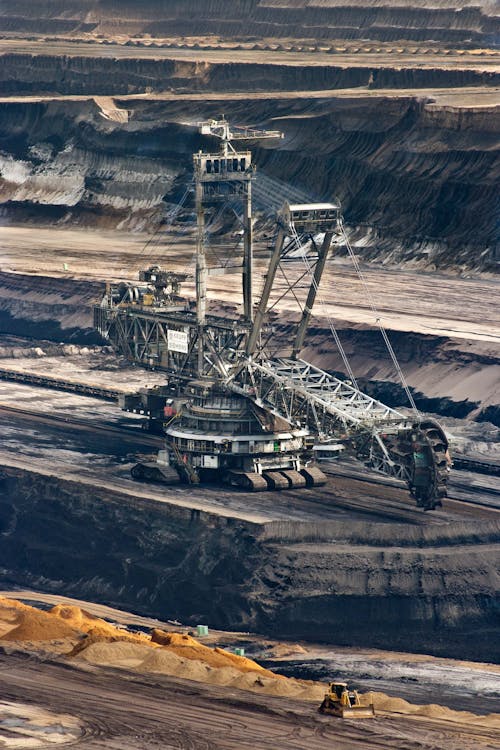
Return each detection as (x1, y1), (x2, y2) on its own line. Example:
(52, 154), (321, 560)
(208, 668), (324, 701)
(137, 647), (323, 701)
(176, 658), (212, 682)
(1, 608), (81, 642)
(5, 598), (497, 721)
(68, 628), (158, 657)
(229, 671), (302, 696)
(361, 692), (500, 729)
(0, 595), (32, 613)
(136, 648), (184, 673)
(0, 599), (152, 646)
(294, 683), (328, 702)
(74, 640), (154, 667)
(50, 604), (151, 642)
(203, 665), (241, 686)
(50, 604), (115, 634)
(0, 596), (33, 635)
(127, 648), (213, 682)
(150, 630), (274, 675)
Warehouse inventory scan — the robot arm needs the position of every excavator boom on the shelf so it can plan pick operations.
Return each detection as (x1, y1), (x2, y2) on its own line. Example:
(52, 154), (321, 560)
(230, 357), (449, 509)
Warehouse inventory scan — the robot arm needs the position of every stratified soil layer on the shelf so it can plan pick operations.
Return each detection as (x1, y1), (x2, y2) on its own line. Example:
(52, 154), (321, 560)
(0, 466), (498, 662)
(1, 1), (499, 45)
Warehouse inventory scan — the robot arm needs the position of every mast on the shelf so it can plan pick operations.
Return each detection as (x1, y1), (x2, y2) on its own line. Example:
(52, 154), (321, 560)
(196, 118), (283, 340)
(194, 155), (207, 375)
(246, 228), (286, 357)
(292, 230), (334, 357)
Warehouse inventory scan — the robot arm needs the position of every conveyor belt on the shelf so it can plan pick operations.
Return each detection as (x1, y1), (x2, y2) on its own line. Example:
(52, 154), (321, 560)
(0, 367), (119, 401)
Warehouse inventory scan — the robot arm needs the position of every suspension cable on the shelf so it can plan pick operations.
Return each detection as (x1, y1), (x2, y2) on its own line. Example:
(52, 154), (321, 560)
(136, 184), (194, 271)
(291, 225), (360, 389)
(180, 194), (246, 280)
(338, 217), (420, 419)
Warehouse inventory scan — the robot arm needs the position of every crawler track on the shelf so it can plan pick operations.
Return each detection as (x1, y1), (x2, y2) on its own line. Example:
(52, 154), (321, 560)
(1, 402), (498, 521)
(2, 369), (500, 485)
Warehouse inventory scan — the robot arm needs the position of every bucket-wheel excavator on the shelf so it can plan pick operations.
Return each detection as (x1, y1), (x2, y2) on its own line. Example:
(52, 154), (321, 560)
(94, 118), (450, 510)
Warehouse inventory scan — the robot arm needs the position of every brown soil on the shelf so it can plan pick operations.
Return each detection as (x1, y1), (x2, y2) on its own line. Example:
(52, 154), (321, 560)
(151, 629), (274, 675)
(2, 595), (499, 726)
(1, 608), (81, 642)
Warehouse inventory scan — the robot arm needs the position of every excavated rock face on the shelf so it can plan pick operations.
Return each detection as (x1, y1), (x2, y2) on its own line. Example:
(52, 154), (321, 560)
(0, 96), (498, 269)
(0, 273), (103, 343)
(1, 467), (499, 661)
(0, 2), (498, 268)
(0, 2), (498, 667)
(1, 1), (499, 45)
(3, 52), (496, 97)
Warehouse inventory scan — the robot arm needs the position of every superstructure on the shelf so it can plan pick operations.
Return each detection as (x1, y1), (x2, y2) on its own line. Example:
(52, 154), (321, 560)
(94, 119), (450, 509)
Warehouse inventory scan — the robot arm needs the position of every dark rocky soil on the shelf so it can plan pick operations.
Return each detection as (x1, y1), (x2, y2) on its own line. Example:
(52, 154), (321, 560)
(1, 0), (499, 46)
(0, 2), (498, 672)
(1, 93), (498, 269)
(0, 465), (499, 662)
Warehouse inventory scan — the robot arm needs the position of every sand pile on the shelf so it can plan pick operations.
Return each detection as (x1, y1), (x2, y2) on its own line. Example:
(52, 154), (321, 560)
(130, 645), (218, 682)
(3, 597), (498, 722)
(0, 596), (33, 635)
(49, 604), (116, 635)
(1, 608), (81, 642)
(70, 629), (322, 701)
(50, 604), (151, 642)
(73, 640), (155, 667)
(136, 646), (325, 701)
(200, 665), (239, 686)
(68, 627), (158, 657)
(151, 630), (274, 676)
(0, 598), (151, 646)
(0, 596), (32, 614)
(361, 692), (500, 729)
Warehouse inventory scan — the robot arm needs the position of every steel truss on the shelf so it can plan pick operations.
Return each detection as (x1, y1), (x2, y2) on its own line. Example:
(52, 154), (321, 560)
(94, 306), (247, 379)
(93, 118), (449, 507)
(230, 356), (415, 483)
(233, 357), (405, 436)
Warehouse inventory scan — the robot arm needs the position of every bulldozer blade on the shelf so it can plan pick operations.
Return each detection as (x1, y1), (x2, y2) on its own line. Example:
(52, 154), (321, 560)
(319, 704), (375, 719)
(339, 705), (375, 719)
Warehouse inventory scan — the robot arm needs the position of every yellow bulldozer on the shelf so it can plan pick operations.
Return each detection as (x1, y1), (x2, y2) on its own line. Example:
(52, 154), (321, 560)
(319, 681), (375, 719)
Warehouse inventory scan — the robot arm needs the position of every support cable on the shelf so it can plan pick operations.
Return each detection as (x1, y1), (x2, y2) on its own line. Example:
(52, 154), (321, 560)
(291, 225), (360, 389)
(181, 194), (247, 280)
(338, 217), (420, 419)
(135, 184), (193, 271)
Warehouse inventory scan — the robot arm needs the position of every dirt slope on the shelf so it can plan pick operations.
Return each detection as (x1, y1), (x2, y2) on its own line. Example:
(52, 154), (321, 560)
(1, 1), (498, 45)
(1, 468), (499, 661)
(0, 94), (498, 268)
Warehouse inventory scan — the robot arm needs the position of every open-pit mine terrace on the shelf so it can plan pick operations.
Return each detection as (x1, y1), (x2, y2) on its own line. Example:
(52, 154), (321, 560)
(0, 0), (499, 709)
(0, 365), (499, 664)
(0, 21), (498, 270)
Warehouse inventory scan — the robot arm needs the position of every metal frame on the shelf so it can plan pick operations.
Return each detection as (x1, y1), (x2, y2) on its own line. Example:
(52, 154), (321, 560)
(94, 121), (449, 505)
(232, 357), (406, 438)
(95, 306), (248, 380)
